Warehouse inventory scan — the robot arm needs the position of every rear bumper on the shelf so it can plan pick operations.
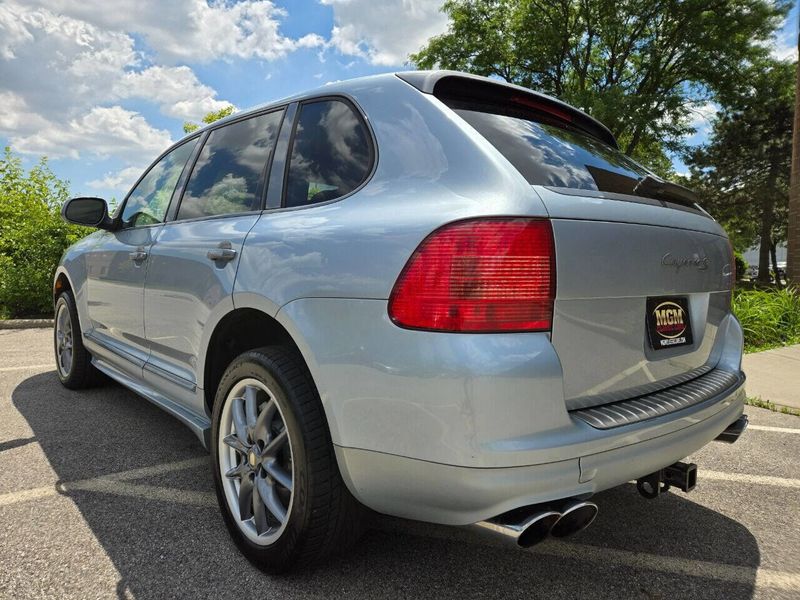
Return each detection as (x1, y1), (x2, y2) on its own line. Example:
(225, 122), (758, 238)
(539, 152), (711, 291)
(336, 379), (745, 525)
(277, 297), (745, 525)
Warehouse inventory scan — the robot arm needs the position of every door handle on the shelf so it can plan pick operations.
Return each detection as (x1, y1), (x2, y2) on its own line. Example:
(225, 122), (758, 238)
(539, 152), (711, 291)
(207, 241), (237, 263)
(129, 248), (148, 263)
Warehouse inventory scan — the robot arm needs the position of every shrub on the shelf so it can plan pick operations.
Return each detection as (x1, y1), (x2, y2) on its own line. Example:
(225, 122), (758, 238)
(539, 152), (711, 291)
(733, 287), (800, 352)
(734, 251), (748, 280)
(0, 147), (84, 318)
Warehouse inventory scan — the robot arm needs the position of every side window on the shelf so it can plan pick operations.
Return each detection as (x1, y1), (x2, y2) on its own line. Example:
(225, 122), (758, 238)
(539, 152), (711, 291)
(121, 139), (197, 228)
(284, 99), (372, 208)
(177, 110), (283, 220)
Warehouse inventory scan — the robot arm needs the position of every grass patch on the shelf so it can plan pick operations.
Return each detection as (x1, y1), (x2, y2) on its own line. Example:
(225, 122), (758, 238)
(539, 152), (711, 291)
(733, 287), (800, 353)
(746, 396), (800, 417)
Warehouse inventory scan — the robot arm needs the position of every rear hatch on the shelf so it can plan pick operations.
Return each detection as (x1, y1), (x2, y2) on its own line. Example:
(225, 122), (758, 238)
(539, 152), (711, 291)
(441, 81), (734, 409)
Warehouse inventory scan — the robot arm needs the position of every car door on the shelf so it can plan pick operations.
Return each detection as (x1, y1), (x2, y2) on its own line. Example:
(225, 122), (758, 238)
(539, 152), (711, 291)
(82, 138), (198, 379)
(142, 108), (286, 413)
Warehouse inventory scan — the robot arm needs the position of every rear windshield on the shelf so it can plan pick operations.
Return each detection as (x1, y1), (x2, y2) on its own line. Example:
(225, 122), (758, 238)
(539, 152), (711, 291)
(452, 104), (651, 195)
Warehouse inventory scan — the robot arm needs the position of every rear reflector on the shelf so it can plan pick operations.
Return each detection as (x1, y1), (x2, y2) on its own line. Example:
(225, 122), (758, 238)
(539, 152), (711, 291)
(388, 218), (555, 332)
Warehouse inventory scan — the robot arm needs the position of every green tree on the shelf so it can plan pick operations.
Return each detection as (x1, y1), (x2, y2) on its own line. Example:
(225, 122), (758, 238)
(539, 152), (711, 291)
(0, 147), (83, 318)
(411, 0), (789, 172)
(183, 105), (236, 134)
(687, 60), (795, 282)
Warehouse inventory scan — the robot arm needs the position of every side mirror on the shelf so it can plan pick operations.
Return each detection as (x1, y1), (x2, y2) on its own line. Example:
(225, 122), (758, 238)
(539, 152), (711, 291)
(61, 197), (115, 230)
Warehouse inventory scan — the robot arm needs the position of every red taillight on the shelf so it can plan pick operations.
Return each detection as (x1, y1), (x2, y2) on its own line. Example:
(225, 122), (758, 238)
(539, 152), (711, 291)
(388, 218), (555, 332)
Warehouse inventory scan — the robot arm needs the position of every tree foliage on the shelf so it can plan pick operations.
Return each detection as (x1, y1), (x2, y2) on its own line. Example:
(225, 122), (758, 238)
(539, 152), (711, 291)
(0, 147), (83, 318)
(412, 0), (789, 171)
(183, 105), (236, 133)
(687, 60), (795, 280)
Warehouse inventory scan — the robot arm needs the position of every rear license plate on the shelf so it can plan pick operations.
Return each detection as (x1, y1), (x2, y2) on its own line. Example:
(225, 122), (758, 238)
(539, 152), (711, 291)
(646, 296), (693, 351)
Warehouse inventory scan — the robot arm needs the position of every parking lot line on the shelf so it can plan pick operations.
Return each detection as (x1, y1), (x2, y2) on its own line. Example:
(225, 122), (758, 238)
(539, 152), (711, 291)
(539, 542), (800, 592)
(702, 470), (800, 489)
(748, 424), (800, 434)
(64, 479), (217, 507)
(0, 456), (206, 507)
(0, 364), (54, 372)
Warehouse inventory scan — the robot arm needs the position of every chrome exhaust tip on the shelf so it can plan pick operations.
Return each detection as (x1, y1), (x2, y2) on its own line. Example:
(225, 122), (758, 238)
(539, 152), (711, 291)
(549, 500), (598, 538)
(517, 511), (561, 548)
(470, 509), (561, 548)
(715, 414), (748, 443)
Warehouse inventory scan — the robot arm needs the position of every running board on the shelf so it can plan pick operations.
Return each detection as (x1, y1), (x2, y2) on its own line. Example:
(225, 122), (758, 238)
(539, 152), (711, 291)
(92, 357), (211, 448)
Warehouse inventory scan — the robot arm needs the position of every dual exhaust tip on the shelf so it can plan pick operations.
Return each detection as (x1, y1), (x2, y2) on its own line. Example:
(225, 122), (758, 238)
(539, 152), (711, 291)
(472, 500), (598, 549)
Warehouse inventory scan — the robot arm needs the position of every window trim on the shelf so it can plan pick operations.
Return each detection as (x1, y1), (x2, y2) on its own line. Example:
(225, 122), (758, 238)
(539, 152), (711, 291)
(278, 94), (377, 212)
(168, 105), (287, 224)
(115, 134), (202, 230)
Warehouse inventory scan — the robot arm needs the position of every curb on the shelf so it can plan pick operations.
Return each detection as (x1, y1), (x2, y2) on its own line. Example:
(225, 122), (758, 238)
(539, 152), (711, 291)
(0, 319), (54, 330)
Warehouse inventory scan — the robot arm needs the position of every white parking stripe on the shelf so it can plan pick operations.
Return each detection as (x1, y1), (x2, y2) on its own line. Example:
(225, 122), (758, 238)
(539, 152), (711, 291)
(0, 364), (53, 372)
(540, 542), (800, 592)
(377, 522), (800, 593)
(703, 470), (800, 489)
(65, 480), (216, 507)
(0, 456), (206, 507)
(748, 424), (800, 434)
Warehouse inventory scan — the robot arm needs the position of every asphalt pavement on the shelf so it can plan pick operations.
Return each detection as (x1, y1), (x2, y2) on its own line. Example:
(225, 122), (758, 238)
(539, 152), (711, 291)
(1, 328), (799, 599)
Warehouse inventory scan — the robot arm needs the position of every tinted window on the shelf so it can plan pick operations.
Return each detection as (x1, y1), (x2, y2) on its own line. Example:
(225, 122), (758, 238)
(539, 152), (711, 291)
(178, 110), (283, 220)
(285, 99), (371, 208)
(121, 139), (196, 228)
(453, 106), (650, 195)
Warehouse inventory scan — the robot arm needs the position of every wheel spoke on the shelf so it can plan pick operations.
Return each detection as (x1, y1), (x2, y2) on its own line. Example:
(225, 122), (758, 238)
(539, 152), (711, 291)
(265, 460), (292, 491)
(223, 434), (247, 454)
(244, 385), (258, 432)
(232, 397), (248, 443)
(253, 399), (275, 444)
(225, 462), (247, 479)
(264, 429), (288, 456)
(61, 349), (72, 372)
(256, 477), (286, 524)
(252, 478), (268, 535)
(238, 477), (254, 521)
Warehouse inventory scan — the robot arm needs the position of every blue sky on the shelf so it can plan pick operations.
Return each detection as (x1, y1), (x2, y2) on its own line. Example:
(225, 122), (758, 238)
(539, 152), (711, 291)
(0, 0), (796, 201)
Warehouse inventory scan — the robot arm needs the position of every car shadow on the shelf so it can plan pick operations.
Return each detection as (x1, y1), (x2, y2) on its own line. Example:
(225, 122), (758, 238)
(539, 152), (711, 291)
(13, 372), (760, 599)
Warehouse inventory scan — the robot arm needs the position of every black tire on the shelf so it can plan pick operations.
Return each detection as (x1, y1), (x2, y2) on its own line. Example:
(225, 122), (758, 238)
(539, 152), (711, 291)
(211, 346), (364, 573)
(54, 290), (103, 389)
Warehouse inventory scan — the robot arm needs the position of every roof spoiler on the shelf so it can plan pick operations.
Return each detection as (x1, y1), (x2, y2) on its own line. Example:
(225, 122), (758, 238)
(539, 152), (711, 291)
(396, 70), (618, 149)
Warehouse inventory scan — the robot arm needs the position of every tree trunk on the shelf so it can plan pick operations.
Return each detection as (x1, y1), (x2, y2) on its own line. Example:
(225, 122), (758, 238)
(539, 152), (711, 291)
(757, 196), (774, 284)
(770, 241), (780, 286)
(788, 26), (800, 284)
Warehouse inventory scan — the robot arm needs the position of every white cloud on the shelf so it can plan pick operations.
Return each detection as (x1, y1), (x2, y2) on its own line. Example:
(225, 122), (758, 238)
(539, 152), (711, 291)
(322, 0), (448, 66)
(770, 36), (798, 61)
(0, 1), (233, 168)
(88, 166), (144, 192)
(11, 106), (173, 161)
(114, 66), (232, 121)
(23, 0), (324, 63)
(686, 102), (719, 140)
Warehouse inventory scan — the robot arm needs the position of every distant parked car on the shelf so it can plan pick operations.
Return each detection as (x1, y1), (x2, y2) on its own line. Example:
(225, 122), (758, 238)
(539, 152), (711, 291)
(54, 71), (747, 572)
(745, 261), (786, 282)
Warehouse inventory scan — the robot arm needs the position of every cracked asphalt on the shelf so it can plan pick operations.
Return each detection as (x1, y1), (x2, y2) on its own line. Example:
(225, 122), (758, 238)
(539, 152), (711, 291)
(1, 328), (799, 599)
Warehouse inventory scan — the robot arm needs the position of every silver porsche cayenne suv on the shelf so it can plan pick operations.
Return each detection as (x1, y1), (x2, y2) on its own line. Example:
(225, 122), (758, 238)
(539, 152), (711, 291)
(54, 71), (747, 572)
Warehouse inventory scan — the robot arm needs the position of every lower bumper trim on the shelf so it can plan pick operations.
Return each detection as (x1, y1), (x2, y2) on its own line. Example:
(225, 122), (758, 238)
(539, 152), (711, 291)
(570, 369), (744, 430)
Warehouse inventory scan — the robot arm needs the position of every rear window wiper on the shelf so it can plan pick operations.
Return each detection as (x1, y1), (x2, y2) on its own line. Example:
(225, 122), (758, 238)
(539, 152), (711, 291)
(633, 174), (698, 207)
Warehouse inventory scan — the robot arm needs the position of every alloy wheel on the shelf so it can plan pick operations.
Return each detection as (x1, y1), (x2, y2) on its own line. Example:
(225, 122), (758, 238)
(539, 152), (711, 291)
(55, 302), (74, 377)
(218, 378), (294, 545)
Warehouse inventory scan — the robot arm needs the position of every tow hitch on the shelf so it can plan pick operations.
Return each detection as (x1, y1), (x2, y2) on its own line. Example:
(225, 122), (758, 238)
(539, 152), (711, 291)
(636, 461), (697, 499)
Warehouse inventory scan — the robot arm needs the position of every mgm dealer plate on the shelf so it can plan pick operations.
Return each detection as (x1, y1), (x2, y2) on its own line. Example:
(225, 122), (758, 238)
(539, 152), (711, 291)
(646, 296), (693, 351)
